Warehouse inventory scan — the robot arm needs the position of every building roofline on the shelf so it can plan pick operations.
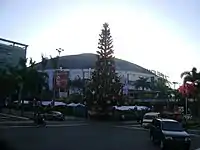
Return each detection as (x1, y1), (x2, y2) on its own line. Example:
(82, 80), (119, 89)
(0, 38), (28, 48)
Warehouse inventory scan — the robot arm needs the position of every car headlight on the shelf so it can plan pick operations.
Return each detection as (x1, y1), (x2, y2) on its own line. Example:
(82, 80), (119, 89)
(185, 137), (191, 141)
(165, 136), (173, 140)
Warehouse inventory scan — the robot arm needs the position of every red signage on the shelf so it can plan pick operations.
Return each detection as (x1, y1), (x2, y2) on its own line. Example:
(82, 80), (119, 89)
(53, 70), (68, 90)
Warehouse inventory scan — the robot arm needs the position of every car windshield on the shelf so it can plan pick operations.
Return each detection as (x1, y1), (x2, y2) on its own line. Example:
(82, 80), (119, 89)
(144, 115), (155, 119)
(162, 121), (184, 131)
(52, 111), (61, 115)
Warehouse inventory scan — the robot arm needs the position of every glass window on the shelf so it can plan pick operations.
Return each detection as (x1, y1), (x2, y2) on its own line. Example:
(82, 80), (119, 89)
(155, 120), (161, 128)
(162, 121), (184, 131)
(144, 115), (156, 120)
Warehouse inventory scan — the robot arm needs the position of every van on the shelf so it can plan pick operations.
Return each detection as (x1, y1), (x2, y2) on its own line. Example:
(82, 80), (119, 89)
(142, 112), (160, 128)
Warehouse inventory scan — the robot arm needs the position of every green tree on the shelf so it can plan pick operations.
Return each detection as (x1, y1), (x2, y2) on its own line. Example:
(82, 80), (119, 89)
(50, 55), (59, 69)
(16, 57), (48, 115)
(0, 57), (48, 115)
(87, 23), (122, 114)
(40, 54), (49, 99)
(70, 77), (84, 92)
(181, 67), (200, 116)
(154, 78), (170, 92)
(181, 67), (199, 84)
(134, 77), (151, 90)
(41, 54), (48, 71)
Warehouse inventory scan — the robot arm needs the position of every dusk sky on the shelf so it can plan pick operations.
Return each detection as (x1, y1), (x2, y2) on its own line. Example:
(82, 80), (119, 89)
(0, 0), (199, 83)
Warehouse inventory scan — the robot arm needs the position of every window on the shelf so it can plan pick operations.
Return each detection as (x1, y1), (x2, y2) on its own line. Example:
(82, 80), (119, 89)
(162, 121), (184, 131)
(155, 120), (161, 128)
(144, 115), (156, 120)
(150, 77), (154, 82)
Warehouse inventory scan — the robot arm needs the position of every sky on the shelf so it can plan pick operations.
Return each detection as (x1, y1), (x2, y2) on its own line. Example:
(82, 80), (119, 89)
(0, 0), (200, 84)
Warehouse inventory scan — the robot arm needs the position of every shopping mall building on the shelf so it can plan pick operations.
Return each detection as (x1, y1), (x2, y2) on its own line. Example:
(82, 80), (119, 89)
(36, 53), (168, 100)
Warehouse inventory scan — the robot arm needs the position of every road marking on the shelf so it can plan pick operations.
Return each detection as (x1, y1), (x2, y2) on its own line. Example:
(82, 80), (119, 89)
(0, 113), (29, 120)
(0, 123), (89, 129)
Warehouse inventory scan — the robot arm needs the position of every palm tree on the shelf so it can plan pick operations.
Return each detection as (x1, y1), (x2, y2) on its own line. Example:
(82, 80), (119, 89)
(71, 77), (84, 93)
(16, 58), (27, 115)
(0, 68), (16, 107)
(41, 54), (48, 71)
(49, 55), (59, 69)
(40, 54), (49, 99)
(49, 55), (59, 99)
(153, 78), (170, 92)
(181, 67), (199, 84)
(134, 77), (151, 90)
(181, 67), (200, 116)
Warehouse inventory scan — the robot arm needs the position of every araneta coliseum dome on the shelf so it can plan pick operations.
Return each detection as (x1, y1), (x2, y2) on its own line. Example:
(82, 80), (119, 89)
(36, 53), (157, 90)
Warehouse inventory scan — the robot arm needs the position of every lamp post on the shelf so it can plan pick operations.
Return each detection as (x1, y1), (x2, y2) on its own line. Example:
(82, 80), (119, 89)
(56, 48), (64, 56)
(59, 67), (63, 98)
(53, 48), (64, 100)
(172, 82), (178, 90)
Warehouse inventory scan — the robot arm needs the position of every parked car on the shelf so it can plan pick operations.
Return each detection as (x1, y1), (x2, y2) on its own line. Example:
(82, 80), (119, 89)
(142, 112), (160, 128)
(150, 118), (191, 150)
(44, 111), (65, 121)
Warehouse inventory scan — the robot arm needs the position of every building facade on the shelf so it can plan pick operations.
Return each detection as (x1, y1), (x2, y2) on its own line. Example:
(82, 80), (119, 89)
(0, 38), (28, 68)
(45, 68), (159, 92)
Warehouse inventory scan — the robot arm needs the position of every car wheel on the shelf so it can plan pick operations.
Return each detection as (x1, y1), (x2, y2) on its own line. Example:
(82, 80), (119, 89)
(160, 140), (165, 150)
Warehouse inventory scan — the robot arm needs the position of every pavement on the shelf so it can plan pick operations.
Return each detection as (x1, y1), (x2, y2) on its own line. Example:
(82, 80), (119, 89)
(0, 120), (200, 150)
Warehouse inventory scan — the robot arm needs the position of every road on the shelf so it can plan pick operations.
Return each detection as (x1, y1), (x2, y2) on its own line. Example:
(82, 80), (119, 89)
(0, 113), (29, 122)
(0, 120), (200, 150)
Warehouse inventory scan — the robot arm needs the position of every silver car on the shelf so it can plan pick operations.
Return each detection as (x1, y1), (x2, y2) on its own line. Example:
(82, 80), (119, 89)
(44, 111), (65, 121)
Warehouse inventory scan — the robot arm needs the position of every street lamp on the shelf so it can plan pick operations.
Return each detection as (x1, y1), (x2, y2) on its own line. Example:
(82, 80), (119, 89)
(172, 82), (178, 90)
(56, 48), (64, 56)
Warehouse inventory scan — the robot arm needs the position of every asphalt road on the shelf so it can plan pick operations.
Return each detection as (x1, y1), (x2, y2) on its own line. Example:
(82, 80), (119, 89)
(0, 113), (28, 122)
(1, 121), (200, 150)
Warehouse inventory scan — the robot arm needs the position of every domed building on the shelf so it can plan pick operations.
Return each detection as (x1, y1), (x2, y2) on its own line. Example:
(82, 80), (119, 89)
(36, 53), (159, 95)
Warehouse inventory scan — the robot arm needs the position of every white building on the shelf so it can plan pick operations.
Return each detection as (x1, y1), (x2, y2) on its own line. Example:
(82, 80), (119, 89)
(45, 68), (158, 91)
(36, 53), (168, 93)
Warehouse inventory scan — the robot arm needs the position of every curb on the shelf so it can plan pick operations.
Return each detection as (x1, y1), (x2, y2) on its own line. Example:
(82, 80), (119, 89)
(188, 130), (200, 135)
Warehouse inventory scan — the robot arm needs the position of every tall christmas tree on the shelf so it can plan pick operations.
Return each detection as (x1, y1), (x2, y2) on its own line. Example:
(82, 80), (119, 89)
(87, 23), (122, 114)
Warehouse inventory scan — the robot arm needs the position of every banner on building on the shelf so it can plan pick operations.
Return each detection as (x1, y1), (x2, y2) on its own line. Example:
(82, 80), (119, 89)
(53, 70), (68, 91)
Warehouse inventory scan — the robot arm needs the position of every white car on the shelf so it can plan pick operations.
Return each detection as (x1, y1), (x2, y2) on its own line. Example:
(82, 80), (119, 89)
(142, 112), (160, 128)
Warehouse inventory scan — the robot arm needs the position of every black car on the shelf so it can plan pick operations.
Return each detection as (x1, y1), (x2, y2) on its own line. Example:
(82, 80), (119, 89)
(150, 118), (191, 150)
(44, 111), (65, 121)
